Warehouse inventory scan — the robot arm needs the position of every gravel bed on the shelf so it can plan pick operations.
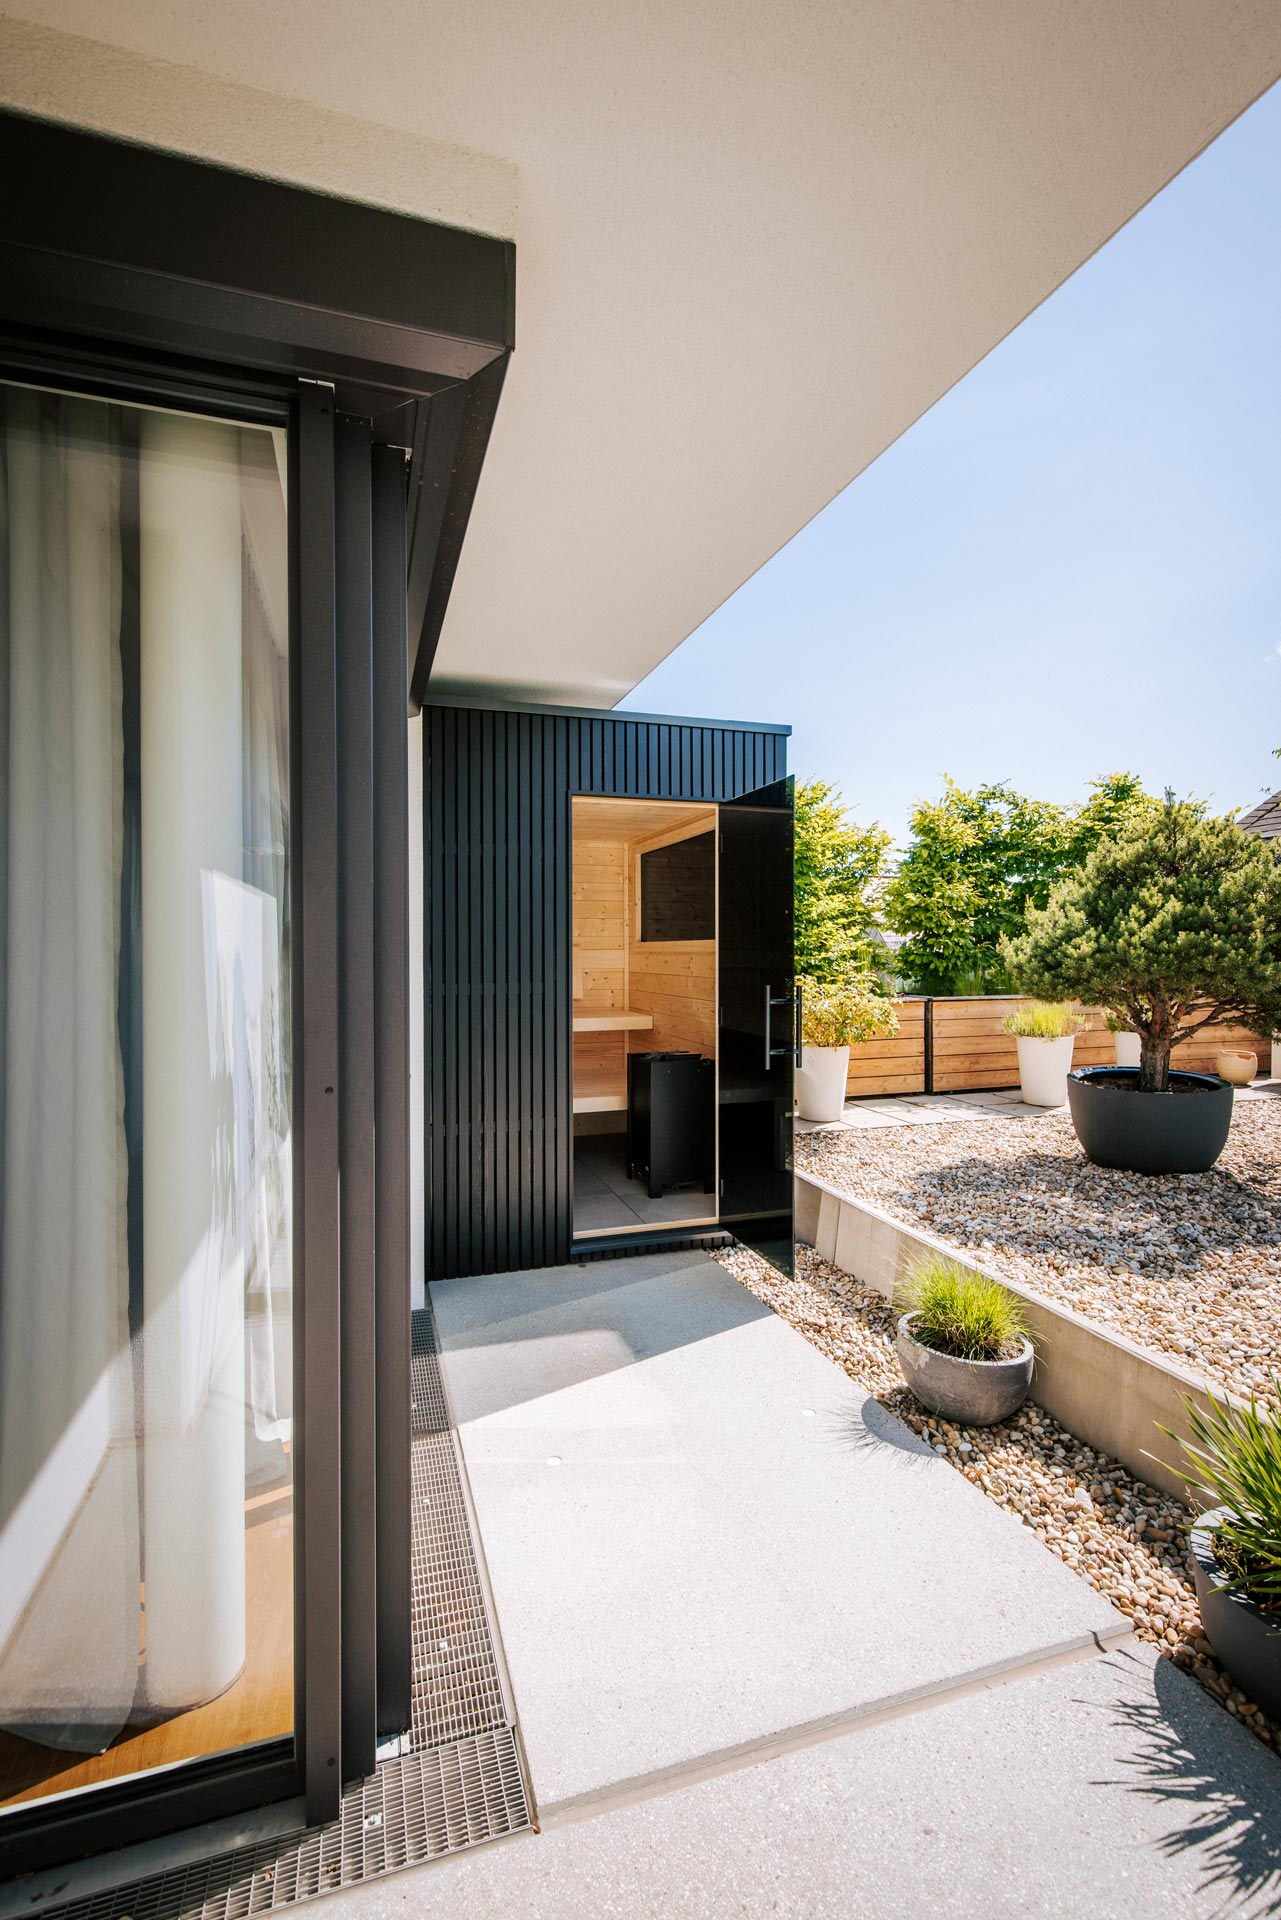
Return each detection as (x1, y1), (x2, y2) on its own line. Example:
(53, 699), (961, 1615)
(713, 1240), (1280, 1761)
(795, 1099), (1281, 1406)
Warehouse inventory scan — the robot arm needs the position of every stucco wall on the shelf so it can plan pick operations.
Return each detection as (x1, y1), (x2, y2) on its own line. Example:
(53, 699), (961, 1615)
(0, 13), (517, 237)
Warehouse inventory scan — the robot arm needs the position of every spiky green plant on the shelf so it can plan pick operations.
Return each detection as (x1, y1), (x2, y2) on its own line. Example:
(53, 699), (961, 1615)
(1165, 1388), (1281, 1614)
(898, 1254), (1030, 1362)
(1002, 1000), (1086, 1040)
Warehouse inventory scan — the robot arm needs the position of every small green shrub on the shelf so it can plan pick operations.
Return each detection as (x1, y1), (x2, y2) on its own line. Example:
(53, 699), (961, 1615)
(1002, 1000), (1086, 1040)
(1103, 1008), (1134, 1034)
(1165, 1387), (1281, 1615)
(898, 1254), (1030, 1362)
(800, 975), (898, 1049)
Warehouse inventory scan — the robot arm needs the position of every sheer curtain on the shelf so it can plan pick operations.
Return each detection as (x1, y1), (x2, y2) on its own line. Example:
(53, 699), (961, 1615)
(0, 391), (292, 1769)
(0, 387), (139, 1752)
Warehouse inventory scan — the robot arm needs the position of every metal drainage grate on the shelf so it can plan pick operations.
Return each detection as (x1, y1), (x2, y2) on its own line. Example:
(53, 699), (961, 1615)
(409, 1309), (510, 1751)
(33, 1303), (533, 1920)
(44, 1734), (530, 1920)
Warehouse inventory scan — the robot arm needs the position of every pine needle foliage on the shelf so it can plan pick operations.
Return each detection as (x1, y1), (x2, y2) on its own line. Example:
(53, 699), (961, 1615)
(898, 1254), (1029, 1362)
(1002, 795), (1281, 1091)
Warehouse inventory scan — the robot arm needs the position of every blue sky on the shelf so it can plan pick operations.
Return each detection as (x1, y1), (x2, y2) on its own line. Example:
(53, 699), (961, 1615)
(622, 82), (1281, 850)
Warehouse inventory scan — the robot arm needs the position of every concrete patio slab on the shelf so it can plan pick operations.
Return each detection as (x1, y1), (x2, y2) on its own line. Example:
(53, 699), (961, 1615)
(432, 1251), (1126, 1819)
(325, 1640), (1281, 1920)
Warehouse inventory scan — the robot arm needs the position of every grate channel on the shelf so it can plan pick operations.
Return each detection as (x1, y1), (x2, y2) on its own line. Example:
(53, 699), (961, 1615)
(29, 1303), (533, 1920)
(408, 1309), (510, 1751)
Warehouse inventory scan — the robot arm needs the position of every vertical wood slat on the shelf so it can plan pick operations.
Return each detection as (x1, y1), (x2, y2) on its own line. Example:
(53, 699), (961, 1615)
(422, 709), (787, 1280)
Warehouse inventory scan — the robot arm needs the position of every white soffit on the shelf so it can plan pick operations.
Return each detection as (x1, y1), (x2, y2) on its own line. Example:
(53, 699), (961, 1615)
(4, 3), (1280, 710)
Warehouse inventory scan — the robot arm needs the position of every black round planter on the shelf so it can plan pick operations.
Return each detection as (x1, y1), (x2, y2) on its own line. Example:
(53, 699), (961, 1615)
(1191, 1511), (1281, 1722)
(1066, 1066), (1233, 1175)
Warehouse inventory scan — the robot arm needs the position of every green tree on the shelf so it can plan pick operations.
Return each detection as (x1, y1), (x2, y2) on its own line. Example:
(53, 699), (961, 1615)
(793, 780), (891, 984)
(1002, 796), (1281, 1091)
(883, 772), (1154, 994)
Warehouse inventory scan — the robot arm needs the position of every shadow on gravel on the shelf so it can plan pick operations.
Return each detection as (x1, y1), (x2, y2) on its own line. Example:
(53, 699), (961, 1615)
(891, 1150), (1281, 1278)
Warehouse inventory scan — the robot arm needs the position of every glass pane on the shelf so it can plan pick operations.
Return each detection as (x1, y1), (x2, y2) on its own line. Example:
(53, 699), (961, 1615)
(0, 384), (293, 1809)
(718, 780), (794, 1269)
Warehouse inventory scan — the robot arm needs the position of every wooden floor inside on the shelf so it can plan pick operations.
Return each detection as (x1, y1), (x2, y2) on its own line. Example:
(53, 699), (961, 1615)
(0, 1478), (294, 1809)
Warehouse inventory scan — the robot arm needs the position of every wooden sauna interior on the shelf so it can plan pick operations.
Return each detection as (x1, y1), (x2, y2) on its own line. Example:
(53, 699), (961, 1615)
(571, 796), (718, 1234)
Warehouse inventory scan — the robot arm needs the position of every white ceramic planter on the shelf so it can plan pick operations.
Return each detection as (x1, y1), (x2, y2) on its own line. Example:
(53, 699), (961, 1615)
(1015, 1033), (1076, 1107)
(1113, 1031), (1141, 1069)
(1272, 1038), (1281, 1082)
(795, 1044), (850, 1124)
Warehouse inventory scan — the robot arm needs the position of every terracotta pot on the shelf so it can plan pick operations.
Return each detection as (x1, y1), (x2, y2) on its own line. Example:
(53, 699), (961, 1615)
(1215, 1050), (1257, 1088)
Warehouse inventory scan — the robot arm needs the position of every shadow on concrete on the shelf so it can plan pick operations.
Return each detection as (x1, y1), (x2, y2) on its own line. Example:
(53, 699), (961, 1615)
(1088, 1647), (1281, 1917)
(431, 1249), (773, 1423)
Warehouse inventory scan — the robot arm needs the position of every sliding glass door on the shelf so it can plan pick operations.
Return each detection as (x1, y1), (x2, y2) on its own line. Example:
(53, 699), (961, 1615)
(0, 381), (294, 1810)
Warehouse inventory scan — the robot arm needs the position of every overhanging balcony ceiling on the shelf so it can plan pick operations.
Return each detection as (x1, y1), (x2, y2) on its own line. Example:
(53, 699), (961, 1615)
(4, 2), (1279, 708)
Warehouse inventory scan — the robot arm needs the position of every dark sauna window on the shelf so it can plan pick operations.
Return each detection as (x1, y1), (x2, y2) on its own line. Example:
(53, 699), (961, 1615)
(640, 831), (715, 941)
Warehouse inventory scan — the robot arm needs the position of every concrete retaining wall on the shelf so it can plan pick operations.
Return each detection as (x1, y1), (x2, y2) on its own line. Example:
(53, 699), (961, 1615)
(795, 1169), (1246, 1504)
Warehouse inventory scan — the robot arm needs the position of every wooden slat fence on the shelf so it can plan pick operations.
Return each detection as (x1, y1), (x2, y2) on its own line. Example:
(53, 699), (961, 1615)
(845, 996), (1269, 1100)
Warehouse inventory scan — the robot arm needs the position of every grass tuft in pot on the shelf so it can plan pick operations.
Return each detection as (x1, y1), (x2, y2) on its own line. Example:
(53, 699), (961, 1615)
(1001, 1001), (1085, 1041)
(899, 1254), (1028, 1362)
(1167, 1387), (1281, 1615)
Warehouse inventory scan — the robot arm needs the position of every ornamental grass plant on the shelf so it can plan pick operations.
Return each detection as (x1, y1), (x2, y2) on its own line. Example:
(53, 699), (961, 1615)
(1002, 1000), (1086, 1040)
(898, 1253), (1030, 1363)
(1167, 1387), (1281, 1614)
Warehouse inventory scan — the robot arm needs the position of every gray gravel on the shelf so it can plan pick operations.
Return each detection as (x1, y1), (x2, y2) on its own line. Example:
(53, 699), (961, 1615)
(795, 1098), (1281, 1405)
(715, 1241), (1280, 1764)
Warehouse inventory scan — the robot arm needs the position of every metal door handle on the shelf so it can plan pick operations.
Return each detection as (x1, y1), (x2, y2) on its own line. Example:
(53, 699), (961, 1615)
(764, 984), (795, 1068)
(794, 982), (803, 1068)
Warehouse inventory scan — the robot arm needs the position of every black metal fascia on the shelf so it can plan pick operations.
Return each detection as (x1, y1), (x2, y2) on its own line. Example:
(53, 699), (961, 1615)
(0, 110), (514, 398)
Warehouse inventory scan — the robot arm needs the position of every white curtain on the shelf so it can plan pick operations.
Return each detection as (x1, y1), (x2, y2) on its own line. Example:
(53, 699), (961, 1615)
(0, 388), (139, 1753)
(0, 392), (293, 1765)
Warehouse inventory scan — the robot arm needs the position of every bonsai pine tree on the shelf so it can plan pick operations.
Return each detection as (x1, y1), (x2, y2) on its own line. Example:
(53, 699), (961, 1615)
(1002, 795), (1281, 1093)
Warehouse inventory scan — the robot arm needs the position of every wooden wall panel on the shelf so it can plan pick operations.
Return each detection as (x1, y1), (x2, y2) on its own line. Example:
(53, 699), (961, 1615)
(843, 995), (1269, 1100)
(423, 703), (788, 1279)
(844, 998), (927, 1098)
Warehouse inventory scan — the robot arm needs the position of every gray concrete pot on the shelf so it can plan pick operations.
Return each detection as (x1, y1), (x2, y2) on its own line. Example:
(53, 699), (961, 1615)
(895, 1313), (1034, 1427)
(1191, 1509), (1281, 1722)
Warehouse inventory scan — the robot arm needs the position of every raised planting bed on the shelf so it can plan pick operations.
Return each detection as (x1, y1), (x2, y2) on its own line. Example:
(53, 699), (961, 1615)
(794, 1099), (1281, 1409)
(714, 1241), (1280, 1763)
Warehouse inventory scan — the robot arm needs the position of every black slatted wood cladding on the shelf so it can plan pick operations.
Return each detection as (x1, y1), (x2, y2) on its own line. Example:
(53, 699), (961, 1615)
(422, 702), (789, 1280)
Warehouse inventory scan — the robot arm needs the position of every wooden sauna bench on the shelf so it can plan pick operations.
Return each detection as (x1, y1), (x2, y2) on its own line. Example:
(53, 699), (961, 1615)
(572, 1006), (653, 1111)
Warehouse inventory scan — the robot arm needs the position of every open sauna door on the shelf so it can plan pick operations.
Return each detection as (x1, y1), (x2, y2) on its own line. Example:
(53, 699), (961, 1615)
(717, 778), (795, 1271)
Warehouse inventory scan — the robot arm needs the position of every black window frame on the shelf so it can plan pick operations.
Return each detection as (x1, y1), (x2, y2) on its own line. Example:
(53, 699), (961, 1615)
(0, 103), (512, 1879)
